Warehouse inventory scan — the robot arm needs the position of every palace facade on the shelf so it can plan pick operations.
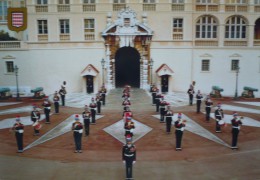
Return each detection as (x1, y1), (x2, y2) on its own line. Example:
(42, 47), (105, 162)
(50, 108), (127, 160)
(0, 0), (260, 97)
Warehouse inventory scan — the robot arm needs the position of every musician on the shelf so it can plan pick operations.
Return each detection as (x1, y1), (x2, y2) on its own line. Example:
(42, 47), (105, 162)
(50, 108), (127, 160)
(11, 116), (24, 153)
(89, 98), (97, 124)
(72, 115), (83, 153)
(42, 98), (51, 124)
(100, 85), (107, 105)
(151, 85), (158, 105)
(123, 106), (133, 122)
(155, 90), (162, 112)
(122, 97), (131, 111)
(159, 97), (168, 123)
(122, 92), (130, 101)
(95, 93), (102, 114)
(231, 112), (243, 150)
(165, 106), (174, 134)
(53, 91), (60, 114)
(124, 117), (135, 141)
(187, 85), (195, 106)
(175, 113), (186, 151)
(205, 95), (213, 122)
(31, 104), (41, 136)
(82, 105), (91, 136)
(214, 103), (224, 133)
(59, 85), (67, 106)
(122, 139), (136, 180)
(196, 90), (203, 113)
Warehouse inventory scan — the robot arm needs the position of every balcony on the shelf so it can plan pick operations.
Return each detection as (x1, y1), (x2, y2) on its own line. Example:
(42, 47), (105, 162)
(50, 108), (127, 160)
(254, 40), (260, 46)
(38, 34), (48, 41)
(143, 4), (156, 11)
(85, 34), (95, 41)
(113, 4), (126, 11)
(172, 4), (185, 11)
(83, 4), (96, 11)
(196, 4), (219, 12)
(0, 41), (21, 49)
(35, 5), (48, 12)
(60, 34), (70, 41)
(57, 4), (70, 12)
(254, 6), (260, 12)
(225, 4), (247, 12)
(224, 40), (247, 46)
(195, 40), (218, 46)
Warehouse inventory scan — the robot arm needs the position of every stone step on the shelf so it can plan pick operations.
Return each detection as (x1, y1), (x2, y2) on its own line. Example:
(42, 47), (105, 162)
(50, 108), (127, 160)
(104, 88), (154, 112)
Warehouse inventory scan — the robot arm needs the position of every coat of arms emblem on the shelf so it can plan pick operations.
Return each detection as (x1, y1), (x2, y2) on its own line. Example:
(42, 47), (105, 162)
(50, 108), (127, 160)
(7, 8), (27, 32)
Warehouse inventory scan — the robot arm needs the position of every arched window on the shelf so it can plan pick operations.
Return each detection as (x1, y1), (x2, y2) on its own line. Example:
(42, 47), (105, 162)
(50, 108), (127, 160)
(254, 18), (260, 39)
(225, 16), (247, 39)
(196, 16), (218, 38)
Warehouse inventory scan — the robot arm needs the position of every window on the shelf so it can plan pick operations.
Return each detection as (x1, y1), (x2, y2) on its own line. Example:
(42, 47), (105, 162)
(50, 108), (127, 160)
(38, 20), (48, 34)
(173, 18), (183, 39)
(225, 16), (246, 38)
(37, 0), (47, 4)
(255, 0), (260, 4)
(196, 0), (218, 3)
(196, 16), (217, 38)
(231, 60), (239, 71)
(201, 60), (210, 71)
(60, 19), (70, 34)
(83, 0), (95, 3)
(114, 0), (125, 3)
(226, 0), (247, 4)
(172, 0), (184, 3)
(0, 0), (8, 22)
(59, 0), (69, 4)
(173, 18), (183, 32)
(5, 61), (14, 73)
(144, 0), (155, 3)
(84, 19), (95, 40)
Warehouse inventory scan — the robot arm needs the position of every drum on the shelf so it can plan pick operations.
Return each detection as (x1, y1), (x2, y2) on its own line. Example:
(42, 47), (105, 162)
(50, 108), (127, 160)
(33, 122), (42, 130)
(218, 120), (225, 126)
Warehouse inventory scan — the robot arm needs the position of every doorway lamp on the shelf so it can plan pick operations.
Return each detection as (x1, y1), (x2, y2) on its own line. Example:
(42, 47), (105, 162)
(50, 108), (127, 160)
(149, 58), (154, 85)
(14, 65), (20, 101)
(234, 65), (240, 100)
(101, 58), (105, 84)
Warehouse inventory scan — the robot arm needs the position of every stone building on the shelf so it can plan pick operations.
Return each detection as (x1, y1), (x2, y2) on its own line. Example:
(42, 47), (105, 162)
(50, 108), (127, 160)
(0, 0), (260, 97)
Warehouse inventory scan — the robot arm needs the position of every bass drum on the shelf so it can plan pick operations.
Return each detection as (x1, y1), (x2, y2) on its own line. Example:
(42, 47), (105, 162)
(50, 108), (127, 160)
(218, 120), (225, 126)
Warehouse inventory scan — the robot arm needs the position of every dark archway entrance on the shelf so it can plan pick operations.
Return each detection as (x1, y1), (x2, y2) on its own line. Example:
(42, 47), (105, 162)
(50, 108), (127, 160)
(115, 47), (140, 87)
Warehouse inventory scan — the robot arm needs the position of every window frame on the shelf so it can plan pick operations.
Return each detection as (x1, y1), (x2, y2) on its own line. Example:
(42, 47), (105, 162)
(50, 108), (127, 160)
(196, 16), (218, 39)
(225, 16), (246, 39)
(201, 59), (210, 71)
(37, 19), (48, 34)
(59, 19), (70, 34)
(5, 61), (14, 74)
(231, 59), (239, 71)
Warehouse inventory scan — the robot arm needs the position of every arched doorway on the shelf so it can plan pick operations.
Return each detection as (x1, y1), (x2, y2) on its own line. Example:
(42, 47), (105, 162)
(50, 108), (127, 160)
(115, 47), (140, 87)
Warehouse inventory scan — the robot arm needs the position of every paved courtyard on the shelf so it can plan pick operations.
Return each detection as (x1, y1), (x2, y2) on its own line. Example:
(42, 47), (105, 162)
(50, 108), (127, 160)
(0, 88), (259, 180)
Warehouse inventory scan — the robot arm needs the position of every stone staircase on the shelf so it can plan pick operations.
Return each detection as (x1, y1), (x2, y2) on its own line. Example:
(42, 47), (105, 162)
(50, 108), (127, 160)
(104, 88), (154, 112)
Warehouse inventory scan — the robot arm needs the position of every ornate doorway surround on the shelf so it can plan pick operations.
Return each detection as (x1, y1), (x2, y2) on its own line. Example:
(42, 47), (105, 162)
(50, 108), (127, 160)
(102, 7), (153, 89)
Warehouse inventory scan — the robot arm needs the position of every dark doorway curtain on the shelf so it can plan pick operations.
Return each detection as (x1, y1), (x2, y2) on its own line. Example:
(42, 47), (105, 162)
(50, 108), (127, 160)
(115, 47), (140, 88)
(161, 75), (169, 93)
(86, 75), (94, 93)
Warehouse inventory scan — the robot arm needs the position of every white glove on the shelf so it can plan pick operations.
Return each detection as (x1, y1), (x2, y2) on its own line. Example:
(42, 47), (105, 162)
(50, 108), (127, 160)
(123, 161), (126, 164)
(133, 161), (136, 164)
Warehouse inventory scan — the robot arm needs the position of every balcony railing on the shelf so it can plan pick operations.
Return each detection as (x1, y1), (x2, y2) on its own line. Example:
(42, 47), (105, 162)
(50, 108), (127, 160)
(254, 6), (260, 12)
(254, 40), (260, 46)
(224, 40), (247, 46)
(83, 4), (96, 11)
(35, 5), (48, 12)
(57, 4), (70, 12)
(195, 40), (218, 46)
(172, 4), (185, 11)
(113, 4), (126, 11)
(172, 34), (183, 40)
(38, 34), (48, 41)
(0, 41), (21, 48)
(143, 4), (156, 11)
(60, 34), (70, 41)
(225, 5), (247, 12)
(85, 34), (95, 40)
